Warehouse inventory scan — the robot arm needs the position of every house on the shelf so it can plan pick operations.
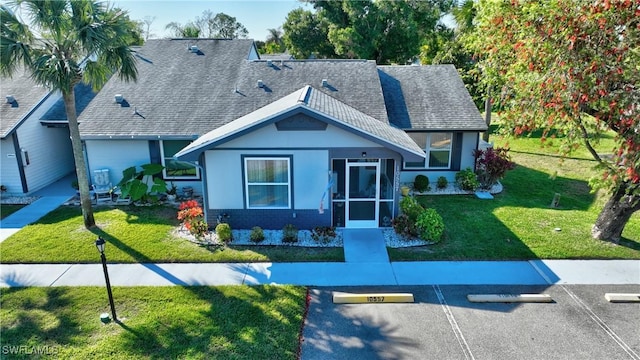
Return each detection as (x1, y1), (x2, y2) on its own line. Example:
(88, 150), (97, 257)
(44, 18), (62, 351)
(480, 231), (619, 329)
(1, 68), (98, 195)
(76, 38), (487, 229)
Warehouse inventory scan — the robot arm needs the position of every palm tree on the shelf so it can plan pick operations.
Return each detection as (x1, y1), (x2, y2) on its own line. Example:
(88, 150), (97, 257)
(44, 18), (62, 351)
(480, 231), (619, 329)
(1, 0), (138, 228)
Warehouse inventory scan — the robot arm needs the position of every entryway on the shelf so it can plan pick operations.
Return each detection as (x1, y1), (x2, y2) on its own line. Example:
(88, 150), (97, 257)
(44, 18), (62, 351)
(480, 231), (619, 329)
(331, 159), (396, 228)
(342, 229), (389, 263)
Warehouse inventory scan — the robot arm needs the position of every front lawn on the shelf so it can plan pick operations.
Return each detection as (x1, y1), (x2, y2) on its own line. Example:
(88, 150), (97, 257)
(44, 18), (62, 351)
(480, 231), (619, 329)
(0, 285), (306, 359)
(389, 131), (640, 260)
(1, 204), (26, 219)
(0, 206), (344, 263)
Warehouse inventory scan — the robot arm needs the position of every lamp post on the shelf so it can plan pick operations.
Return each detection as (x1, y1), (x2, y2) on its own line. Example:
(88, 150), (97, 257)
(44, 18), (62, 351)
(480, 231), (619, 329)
(95, 237), (117, 322)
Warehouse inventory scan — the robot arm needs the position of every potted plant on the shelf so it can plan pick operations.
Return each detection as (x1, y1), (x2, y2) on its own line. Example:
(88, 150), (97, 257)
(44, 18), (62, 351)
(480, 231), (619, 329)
(166, 182), (177, 202)
(401, 185), (411, 196)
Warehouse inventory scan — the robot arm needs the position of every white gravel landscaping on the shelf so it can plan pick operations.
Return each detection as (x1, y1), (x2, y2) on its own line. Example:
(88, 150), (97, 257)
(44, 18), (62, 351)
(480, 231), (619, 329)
(175, 227), (433, 248)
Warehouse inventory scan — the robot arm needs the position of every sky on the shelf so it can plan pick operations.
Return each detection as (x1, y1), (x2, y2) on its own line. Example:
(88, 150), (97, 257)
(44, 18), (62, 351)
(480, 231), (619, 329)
(113, 0), (312, 42)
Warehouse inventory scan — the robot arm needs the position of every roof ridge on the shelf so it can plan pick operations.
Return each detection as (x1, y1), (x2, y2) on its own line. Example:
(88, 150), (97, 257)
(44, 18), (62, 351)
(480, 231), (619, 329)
(297, 85), (312, 104)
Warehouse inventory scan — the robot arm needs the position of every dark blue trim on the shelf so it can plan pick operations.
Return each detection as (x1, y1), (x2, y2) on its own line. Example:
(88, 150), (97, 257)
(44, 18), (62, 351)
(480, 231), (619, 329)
(12, 132), (28, 193)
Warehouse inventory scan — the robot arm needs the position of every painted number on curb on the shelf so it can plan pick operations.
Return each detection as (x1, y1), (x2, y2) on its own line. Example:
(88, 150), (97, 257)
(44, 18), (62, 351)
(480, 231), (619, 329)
(367, 296), (385, 303)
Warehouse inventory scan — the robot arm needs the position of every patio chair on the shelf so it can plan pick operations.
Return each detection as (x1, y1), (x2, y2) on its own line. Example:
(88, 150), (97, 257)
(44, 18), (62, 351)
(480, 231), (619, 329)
(92, 169), (112, 203)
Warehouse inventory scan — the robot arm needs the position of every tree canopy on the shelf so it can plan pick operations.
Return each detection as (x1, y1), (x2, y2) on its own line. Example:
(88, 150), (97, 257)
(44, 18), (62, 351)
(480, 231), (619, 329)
(467, 0), (640, 242)
(165, 10), (247, 39)
(283, 0), (453, 64)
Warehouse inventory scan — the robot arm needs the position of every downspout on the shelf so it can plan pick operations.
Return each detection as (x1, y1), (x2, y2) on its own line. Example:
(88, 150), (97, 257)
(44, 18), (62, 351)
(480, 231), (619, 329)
(12, 132), (28, 193)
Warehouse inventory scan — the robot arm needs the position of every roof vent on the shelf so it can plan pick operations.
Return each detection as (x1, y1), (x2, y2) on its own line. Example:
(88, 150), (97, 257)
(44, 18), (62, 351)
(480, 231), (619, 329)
(257, 80), (264, 88)
(321, 79), (328, 87)
(189, 45), (199, 53)
(114, 94), (124, 103)
(266, 60), (272, 67)
(6, 95), (15, 103)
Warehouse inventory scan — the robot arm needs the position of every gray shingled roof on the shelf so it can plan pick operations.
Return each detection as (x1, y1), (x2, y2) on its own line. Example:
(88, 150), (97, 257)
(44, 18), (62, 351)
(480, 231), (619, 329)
(40, 82), (97, 121)
(378, 65), (487, 131)
(78, 39), (388, 139)
(176, 86), (424, 162)
(1, 69), (50, 138)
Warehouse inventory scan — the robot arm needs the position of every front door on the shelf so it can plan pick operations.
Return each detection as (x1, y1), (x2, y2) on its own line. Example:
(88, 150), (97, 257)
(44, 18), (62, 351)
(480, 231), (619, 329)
(345, 161), (379, 228)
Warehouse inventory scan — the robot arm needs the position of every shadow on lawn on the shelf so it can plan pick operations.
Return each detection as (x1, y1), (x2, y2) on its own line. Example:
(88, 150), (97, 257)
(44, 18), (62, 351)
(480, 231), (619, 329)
(113, 286), (304, 359)
(0, 287), (83, 351)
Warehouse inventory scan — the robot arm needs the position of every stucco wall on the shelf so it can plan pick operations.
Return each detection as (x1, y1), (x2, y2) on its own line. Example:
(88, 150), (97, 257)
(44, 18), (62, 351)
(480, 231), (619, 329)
(85, 139), (151, 186)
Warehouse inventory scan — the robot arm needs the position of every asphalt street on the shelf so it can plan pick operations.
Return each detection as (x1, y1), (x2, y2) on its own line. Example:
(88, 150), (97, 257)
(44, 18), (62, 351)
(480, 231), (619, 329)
(300, 284), (640, 360)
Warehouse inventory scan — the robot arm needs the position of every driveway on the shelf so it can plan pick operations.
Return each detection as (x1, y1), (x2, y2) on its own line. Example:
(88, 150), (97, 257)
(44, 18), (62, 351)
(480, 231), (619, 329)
(300, 284), (640, 360)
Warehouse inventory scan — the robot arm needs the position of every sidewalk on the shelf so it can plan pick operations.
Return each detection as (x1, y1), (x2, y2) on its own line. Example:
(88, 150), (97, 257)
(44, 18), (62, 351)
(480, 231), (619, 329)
(0, 173), (76, 242)
(1, 260), (639, 287)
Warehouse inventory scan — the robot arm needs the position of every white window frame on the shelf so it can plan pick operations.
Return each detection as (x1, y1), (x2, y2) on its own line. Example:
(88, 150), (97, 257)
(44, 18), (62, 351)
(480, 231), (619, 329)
(425, 133), (452, 169)
(160, 140), (200, 180)
(244, 157), (291, 209)
(404, 133), (452, 169)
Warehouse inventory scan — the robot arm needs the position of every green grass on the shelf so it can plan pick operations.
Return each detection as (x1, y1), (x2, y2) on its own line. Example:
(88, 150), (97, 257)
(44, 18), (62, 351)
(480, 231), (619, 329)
(389, 129), (640, 261)
(0, 285), (306, 359)
(0, 206), (344, 263)
(1, 204), (26, 219)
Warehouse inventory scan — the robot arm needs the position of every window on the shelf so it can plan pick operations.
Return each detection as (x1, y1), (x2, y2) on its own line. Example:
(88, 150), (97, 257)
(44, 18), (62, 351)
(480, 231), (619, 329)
(161, 140), (199, 179)
(244, 157), (291, 208)
(405, 133), (452, 169)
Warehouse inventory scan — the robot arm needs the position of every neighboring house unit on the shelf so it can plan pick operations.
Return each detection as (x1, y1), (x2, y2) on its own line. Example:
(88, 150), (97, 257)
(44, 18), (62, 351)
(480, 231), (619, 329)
(77, 38), (487, 229)
(1, 70), (72, 195)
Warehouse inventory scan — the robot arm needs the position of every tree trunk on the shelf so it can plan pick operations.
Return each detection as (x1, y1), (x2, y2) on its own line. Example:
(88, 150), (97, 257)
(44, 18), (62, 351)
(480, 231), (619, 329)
(483, 87), (492, 142)
(591, 183), (640, 243)
(63, 90), (96, 229)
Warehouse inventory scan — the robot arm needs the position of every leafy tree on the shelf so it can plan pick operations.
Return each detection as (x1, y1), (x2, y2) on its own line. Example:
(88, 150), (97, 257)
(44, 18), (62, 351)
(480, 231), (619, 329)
(283, 0), (453, 63)
(164, 11), (247, 39)
(208, 12), (247, 39)
(264, 27), (285, 53)
(1, 0), (138, 228)
(165, 21), (200, 38)
(283, 7), (334, 59)
(468, 0), (639, 243)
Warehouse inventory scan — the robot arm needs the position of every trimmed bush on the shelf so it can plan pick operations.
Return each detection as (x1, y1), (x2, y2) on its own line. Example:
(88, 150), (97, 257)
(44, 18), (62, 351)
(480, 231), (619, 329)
(437, 176), (448, 190)
(311, 226), (336, 244)
(392, 213), (419, 238)
(415, 208), (445, 242)
(399, 195), (424, 222)
(413, 175), (430, 192)
(282, 224), (298, 243)
(250, 226), (265, 243)
(215, 223), (233, 243)
(455, 168), (480, 192)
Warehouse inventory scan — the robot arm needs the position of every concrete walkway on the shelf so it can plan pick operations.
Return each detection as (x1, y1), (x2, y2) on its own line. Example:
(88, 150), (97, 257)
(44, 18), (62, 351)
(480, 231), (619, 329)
(1, 260), (638, 287)
(1, 173), (76, 242)
(343, 228), (390, 263)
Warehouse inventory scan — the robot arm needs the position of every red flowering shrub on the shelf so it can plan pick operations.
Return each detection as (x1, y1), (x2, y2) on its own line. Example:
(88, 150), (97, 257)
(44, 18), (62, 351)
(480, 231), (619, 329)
(473, 147), (516, 189)
(177, 200), (208, 240)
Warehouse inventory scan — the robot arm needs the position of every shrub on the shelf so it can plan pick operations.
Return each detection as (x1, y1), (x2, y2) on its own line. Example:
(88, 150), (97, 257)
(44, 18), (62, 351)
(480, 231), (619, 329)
(282, 224), (298, 243)
(311, 226), (336, 244)
(474, 147), (516, 189)
(250, 226), (265, 243)
(215, 223), (233, 243)
(177, 200), (208, 240)
(399, 195), (424, 222)
(437, 176), (448, 190)
(415, 208), (445, 243)
(455, 168), (480, 192)
(413, 175), (430, 193)
(392, 213), (419, 238)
